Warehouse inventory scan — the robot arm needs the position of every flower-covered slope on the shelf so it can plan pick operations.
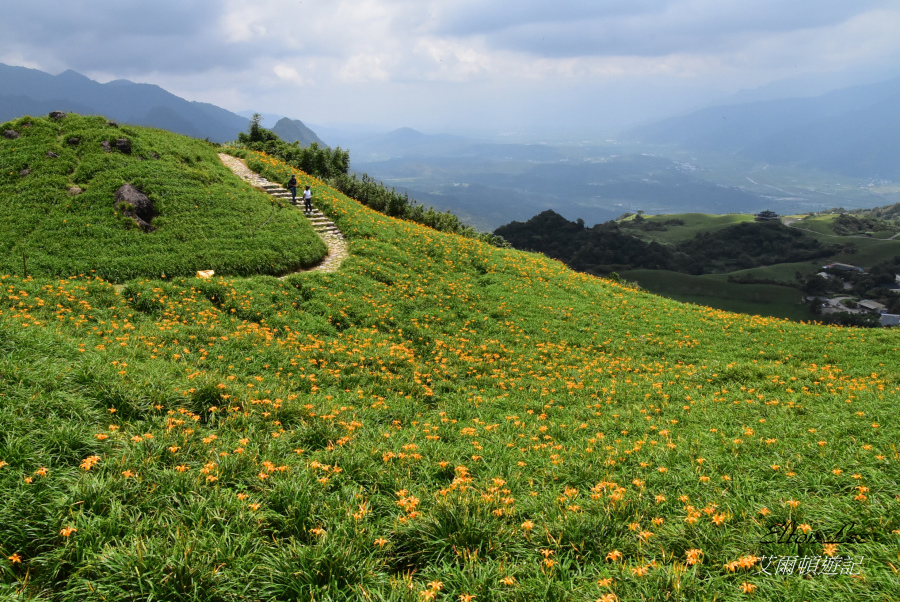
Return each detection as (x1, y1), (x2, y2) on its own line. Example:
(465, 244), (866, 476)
(0, 148), (897, 601)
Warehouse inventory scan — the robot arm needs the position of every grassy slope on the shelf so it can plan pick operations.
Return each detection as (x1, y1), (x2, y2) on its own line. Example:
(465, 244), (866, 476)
(618, 269), (812, 321)
(619, 212), (900, 318)
(627, 212), (900, 266)
(635, 213), (754, 243)
(0, 114), (326, 281)
(1, 149), (899, 601)
(791, 214), (899, 240)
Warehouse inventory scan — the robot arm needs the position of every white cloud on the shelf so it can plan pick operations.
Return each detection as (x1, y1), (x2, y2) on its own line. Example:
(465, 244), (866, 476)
(338, 54), (391, 83)
(273, 64), (307, 85)
(221, 9), (268, 43)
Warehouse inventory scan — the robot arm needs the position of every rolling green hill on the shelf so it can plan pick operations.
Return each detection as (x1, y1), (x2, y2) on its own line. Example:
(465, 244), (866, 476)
(0, 114), (326, 281)
(1, 125), (899, 601)
(497, 209), (900, 321)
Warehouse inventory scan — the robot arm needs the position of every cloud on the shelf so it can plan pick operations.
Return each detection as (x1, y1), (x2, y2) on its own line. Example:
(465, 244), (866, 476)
(433, 0), (894, 58)
(0, 0), (257, 75)
(338, 54), (391, 83)
(2, 0), (899, 132)
(273, 64), (306, 85)
(5, 1), (895, 81)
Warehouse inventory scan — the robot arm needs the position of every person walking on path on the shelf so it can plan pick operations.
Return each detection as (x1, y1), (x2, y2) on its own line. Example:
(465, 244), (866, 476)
(287, 175), (297, 204)
(303, 185), (312, 213)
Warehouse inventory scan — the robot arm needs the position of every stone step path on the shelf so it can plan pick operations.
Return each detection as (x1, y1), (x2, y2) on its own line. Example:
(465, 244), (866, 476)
(218, 153), (348, 274)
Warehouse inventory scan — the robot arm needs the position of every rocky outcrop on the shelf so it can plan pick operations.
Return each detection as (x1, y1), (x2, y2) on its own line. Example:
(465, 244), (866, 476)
(2, 130), (18, 139)
(114, 183), (156, 232)
(46, 151), (59, 158)
(48, 111), (67, 120)
(69, 187), (83, 196)
(67, 137), (80, 146)
(115, 138), (131, 153)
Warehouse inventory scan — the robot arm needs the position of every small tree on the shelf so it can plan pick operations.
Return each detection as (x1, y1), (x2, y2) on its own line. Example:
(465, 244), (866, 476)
(249, 113), (263, 142)
(238, 113), (278, 145)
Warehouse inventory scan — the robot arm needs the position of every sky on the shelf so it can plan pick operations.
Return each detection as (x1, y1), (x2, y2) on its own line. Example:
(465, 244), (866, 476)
(3, 0), (900, 138)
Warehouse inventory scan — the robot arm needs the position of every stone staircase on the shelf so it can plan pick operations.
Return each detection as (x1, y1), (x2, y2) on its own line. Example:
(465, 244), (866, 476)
(217, 153), (348, 273)
(256, 183), (344, 239)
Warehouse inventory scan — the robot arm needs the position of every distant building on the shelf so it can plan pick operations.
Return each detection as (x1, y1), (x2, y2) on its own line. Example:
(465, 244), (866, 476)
(858, 299), (887, 314)
(823, 263), (865, 273)
(880, 314), (900, 327)
(754, 210), (780, 222)
(887, 276), (900, 294)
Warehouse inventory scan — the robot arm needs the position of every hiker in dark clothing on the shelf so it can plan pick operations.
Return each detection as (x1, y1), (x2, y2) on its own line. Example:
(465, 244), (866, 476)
(287, 175), (297, 203)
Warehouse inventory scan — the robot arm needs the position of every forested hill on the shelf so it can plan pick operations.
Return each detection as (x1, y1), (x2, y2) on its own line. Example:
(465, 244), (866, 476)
(495, 209), (838, 275)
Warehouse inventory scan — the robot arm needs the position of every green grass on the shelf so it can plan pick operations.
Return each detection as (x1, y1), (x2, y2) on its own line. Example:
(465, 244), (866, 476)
(633, 213), (755, 243)
(789, 214), (840, 236)
(825, 237), (900, 267)
(725, 261), (823, 282)
(0, 114), (327, 282)
(1, 142), (900, 601)
(790, 214), (899, 240)
(620, 269), (814, 321)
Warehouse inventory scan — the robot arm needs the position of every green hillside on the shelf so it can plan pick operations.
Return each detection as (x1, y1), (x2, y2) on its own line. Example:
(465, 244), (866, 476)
(0, 114), (326, 281)
(618, 269), (812, 321)
(622, 212), (754, 243)
(1, 132), (899, 600)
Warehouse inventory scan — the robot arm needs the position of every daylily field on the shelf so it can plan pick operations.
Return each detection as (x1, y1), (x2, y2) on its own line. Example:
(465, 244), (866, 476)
(1, 121), (899, 601)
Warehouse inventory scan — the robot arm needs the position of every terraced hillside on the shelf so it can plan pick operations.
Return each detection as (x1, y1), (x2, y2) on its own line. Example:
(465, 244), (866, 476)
(1, 123), (899, 601)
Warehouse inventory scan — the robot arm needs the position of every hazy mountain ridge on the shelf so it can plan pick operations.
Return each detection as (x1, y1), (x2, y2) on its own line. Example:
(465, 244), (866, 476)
(0, 63), (323, 145)
(271, 118), (328, 147)
(626, 76), (900, 179)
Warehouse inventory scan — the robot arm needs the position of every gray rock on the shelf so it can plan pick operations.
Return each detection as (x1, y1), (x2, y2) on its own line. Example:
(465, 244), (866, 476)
(46, 151), (59, 158)
(114, 183), (156, 232)
(67, 137), (80, 146)
(106, 121), (118, 128)
(101, 140), (111, 152)
(19, 169), (30, 176)
(48, 111), (67, 120)
(2, 130), (19, 139)
(69, 187), (83, 196)
(115, 138), (132, 153)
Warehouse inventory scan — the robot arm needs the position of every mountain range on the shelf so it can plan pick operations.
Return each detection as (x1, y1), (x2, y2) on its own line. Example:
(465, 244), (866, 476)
(626, 77), (900, 180)
(0, 63), (322, 145)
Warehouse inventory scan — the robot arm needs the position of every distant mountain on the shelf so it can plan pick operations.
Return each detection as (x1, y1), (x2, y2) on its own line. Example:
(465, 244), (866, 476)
(737, 92), (900, 178)
(626, 77), (900, 180)
(355, 128), (473, 160)
(271, 118), (327, 147)
(0, 63), (322, 145)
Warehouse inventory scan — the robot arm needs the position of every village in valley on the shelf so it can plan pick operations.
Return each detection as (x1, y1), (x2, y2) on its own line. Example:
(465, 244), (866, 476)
(754, 209), (900, 327)
(809, 261), (900, 327)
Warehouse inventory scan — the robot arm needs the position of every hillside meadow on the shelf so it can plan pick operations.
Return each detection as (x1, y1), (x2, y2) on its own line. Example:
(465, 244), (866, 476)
(1, 136), (899, 600)
(0, 114), (326, 281)
(617, 269), (811, 322)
